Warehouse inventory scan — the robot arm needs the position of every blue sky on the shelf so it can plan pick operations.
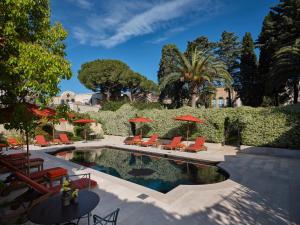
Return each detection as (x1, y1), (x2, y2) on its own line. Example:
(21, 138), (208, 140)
(52, 0), (279, 94)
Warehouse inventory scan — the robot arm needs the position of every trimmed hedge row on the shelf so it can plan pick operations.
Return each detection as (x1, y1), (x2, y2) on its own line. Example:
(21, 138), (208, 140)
(89, 104), (300, 149)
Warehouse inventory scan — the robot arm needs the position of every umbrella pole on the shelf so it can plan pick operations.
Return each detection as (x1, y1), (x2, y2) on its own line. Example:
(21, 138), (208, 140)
(85, 127), (87, 143)
(52, 122), (55, 141)
(25, 129), (30, 175)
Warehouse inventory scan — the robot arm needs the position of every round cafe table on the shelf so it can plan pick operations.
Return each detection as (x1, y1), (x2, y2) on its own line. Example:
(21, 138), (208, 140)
(28, 190), (100, 225)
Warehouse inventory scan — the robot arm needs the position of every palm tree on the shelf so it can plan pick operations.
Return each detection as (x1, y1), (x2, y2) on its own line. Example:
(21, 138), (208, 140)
(271, 38), (300, 104)
(160, 49), (232, 108)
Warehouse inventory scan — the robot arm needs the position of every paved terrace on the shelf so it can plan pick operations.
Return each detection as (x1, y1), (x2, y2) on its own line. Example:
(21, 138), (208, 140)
(5, 136), (300, 225)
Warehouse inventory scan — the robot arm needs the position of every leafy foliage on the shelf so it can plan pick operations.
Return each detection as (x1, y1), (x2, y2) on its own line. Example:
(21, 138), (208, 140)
(238, 32), (263, 106)
(257, 0), (300, 105)
(160, 49), (232, 108)
(157, 44), (187, 108)
(78, 59), (157, 102)
(0, 0), (72, 105)
(90, 104), (300, 149)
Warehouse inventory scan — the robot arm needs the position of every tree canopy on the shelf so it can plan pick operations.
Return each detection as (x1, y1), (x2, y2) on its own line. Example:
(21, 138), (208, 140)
(160, 49), (232, 108)
(78, 59), (157, 102)
(238, 32), (263, 106)
(0, 0), (72, 105)
(257, 0), (300, 105)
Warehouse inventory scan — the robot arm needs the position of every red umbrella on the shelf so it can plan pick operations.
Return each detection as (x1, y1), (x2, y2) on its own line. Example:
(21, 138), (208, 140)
(128, 117), (152, 137)
(74, 119), (96, 142)
(174, 115), (204, 142)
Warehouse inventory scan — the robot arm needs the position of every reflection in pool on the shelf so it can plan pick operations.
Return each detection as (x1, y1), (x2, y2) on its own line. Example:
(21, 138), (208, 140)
(53, 148), (228, 193)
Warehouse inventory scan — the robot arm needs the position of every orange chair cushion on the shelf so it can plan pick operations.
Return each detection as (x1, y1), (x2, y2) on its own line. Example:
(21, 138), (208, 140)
(47, 168), (68, 179)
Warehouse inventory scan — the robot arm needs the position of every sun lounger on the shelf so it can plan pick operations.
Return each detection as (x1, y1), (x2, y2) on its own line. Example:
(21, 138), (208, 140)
(162, 136), (185, 150)
(141, 134), (159, 147)
(185, 137), (207, 152)
(124, 135), (142, 145)
(35, 135), (50, 147)
(59, 133), (73, 144)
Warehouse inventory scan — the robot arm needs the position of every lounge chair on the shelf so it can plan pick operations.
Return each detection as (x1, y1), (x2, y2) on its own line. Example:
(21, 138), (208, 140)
(162, 136), (185, 150)
(10, 171), (97, 213)
(7, 138), (23, 149)
(35, 135), (50, 147)
(59, 133), (73, 144)
(0, 157), (44, 173)
(124, 135), (142, 145)
(185, 137), (207, 152)
(141, 134), (159, 147)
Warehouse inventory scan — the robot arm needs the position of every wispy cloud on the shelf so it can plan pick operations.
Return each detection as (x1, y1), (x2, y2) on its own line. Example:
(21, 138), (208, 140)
(67, 0), (93, 9)
(70, 0), (224, 48)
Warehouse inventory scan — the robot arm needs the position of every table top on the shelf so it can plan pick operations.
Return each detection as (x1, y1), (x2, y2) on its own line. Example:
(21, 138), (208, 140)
(28, 190), (100, 225)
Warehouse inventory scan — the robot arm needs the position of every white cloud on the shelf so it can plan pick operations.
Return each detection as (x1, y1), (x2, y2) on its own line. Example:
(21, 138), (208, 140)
(71, 0), (224, 48)
(67, 0), (93, 9)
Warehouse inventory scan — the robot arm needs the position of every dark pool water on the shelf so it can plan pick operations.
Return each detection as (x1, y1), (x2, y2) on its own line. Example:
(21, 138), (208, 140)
(54, 148), (228, 193)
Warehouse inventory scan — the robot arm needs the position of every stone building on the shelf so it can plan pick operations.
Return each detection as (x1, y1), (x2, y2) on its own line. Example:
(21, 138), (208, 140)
(211, 87), (242, 108)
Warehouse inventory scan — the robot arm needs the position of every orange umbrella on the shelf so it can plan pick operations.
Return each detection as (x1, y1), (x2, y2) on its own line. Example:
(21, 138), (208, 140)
(174, 115), (204, 142)
(128, 117), (152, 137)
(73, 119), (96, 142)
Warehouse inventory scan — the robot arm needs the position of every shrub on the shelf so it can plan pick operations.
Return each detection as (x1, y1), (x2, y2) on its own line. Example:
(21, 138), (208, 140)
(101, 101), (164, 111)
(101, 100), (128, 111)
(89, 104), (300, 149)
(131, 102), (163, 110)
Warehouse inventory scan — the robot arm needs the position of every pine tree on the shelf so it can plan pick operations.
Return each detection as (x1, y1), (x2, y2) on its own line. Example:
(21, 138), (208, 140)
(157, 44), (187, 108)
(215, 31), (241, 106)
(258, 0), (300, 105)
(239, 32), (262, 106)
(185, 36), (217, 57)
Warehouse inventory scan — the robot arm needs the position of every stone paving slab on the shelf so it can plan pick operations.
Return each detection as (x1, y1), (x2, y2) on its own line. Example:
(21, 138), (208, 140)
(1, 135), (299, 225)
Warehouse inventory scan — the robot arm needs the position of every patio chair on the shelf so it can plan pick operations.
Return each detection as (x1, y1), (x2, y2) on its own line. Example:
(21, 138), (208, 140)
(162, 136), (185, 150)
(93, 208), (120, 225)
(0, 157), (44, 174)
(7, 138), (23, 149)
(124, 135), (142, 145)
(141, 134), (159, 147)
(185, 137), (207, 152)
(35, 135), (50, 147)
(59, 133), (73, 144)
(10, 171), (98, 210)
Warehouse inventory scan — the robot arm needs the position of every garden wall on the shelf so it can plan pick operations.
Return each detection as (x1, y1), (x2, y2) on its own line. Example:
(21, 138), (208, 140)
(89, 104), (300, 149)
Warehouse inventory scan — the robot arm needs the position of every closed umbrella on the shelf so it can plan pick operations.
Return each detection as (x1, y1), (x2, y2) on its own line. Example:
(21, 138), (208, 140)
(73, 119), (96, 142)
(174, 115), (204, 143)
(128, 117), (152, 137)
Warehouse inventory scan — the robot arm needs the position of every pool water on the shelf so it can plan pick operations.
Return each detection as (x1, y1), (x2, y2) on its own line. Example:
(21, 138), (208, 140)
(54, 148), (228, 193)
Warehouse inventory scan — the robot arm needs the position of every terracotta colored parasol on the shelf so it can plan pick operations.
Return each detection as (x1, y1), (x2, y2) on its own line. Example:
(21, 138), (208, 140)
(128, 117), (152, 137)
(174, 115), (204, 142)
(0, 103), (55, 174)
(73, 119), (96, 142)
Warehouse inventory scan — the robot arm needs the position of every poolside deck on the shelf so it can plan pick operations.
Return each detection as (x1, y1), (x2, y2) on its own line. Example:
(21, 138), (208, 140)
(3, 135), (300, 225)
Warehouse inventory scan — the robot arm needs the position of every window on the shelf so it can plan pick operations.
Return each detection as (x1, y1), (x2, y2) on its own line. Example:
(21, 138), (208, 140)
(212, 98), (216, 108)
(71, 99), (75, 102)
(218, 97), (224, 108)
(61, 99), (65, 104)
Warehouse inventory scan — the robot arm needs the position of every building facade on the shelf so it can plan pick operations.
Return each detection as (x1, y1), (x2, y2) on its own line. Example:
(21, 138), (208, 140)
(211, 88), (242, 108)
(51, 91), (101, 112)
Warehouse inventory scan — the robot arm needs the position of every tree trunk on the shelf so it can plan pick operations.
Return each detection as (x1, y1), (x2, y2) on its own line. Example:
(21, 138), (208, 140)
(105, 90), (111, 101)
(190, 84), (199, 108)
(227, 89), (232, 107)
(191, 94), (198, 108)
(274, 93), (279, 106)
(293, 79), (299, 104)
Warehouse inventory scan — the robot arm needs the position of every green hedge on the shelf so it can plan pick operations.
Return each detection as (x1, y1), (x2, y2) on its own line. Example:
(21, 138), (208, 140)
(89, 104), (300, 149)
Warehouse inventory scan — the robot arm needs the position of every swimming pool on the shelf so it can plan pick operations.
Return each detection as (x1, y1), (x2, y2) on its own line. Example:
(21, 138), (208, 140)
(52, 147), (228, 193)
